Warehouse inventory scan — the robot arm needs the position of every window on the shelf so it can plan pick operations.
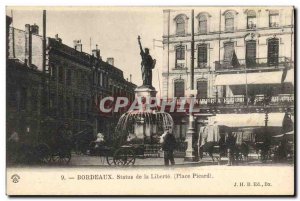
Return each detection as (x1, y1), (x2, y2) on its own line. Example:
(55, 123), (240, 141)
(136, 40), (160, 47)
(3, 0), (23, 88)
(267, 38), (279, 66)
(174, 80), (185, 98)
(199, 15), (207, 34)
(66, 69), (72, 86)
(246, 40), (256, 67)
(58, 66), (64, 83)
(198, 44), (208, 68)
(247, 10), (256, 29)
(175, 45), (185, 68)
(225, 12), (234, 32)
(269, 10), (279, 27)
(197, 80), (207, 99)
(224, 42), (234, 63)
(176, 17), (185, 35)
(50, 65), (57, 80)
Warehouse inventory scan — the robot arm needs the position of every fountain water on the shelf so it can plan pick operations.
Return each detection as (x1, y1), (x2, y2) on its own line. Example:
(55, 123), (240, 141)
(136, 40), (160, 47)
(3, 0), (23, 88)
(114, 109), (174, 146)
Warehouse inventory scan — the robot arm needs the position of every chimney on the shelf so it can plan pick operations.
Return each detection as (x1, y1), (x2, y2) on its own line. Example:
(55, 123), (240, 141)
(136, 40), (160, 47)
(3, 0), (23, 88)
(107, 57), (114, 66)
(25, 24), (32, 66)
(130, 74), (132, 82)
(30, 23), (39, 35)
(92, 44), (101, 59)
(73, 40), (82, 52)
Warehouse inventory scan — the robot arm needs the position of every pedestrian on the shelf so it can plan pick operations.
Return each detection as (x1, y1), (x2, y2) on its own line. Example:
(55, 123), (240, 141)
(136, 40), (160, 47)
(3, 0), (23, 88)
(8, 128), (20, 143)
(56, 122), (73, 153)
(226, 132), (236, 166)
(8, 128), (20, 162)
(161, 126), (176, 166)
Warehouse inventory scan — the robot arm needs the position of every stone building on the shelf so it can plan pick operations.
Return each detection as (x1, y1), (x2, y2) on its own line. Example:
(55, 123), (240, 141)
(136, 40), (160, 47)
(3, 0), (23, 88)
(162, 7), (294, 140)
(7, 19), (136, 143)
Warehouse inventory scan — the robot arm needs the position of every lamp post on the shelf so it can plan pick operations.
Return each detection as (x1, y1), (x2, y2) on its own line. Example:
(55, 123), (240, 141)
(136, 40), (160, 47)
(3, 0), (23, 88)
(184, 9), (197, 162)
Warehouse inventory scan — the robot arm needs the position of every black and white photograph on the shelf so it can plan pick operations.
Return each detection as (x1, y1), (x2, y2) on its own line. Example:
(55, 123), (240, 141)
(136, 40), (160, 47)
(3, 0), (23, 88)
(5, 5), (295, 196)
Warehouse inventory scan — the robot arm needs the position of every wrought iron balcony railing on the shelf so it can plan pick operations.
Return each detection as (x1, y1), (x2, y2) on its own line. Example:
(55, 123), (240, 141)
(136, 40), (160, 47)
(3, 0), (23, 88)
(215, 57), (292, 71)
(165, 94), (294, 109)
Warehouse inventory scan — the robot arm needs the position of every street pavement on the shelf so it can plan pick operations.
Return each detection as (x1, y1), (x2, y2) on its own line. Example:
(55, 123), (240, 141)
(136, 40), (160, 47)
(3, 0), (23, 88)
(67, 153), (294, 167)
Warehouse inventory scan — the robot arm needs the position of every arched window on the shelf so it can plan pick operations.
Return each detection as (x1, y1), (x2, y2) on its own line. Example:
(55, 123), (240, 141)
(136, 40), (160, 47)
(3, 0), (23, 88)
(175, 45), (185, 68)
(199, 15), (207, 34)
(174, 79), (185, 98)
(247, 10), (256, 29)
(246, 40), (256, 67)
(225, 12), (234, 32)
(174, 14), (188, 36)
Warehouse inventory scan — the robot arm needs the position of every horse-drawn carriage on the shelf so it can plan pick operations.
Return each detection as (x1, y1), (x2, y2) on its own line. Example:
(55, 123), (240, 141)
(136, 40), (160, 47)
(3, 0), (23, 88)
(198, 123), (294, 164)
(198, 124), (272, 163)
(88, 111), (174, 166)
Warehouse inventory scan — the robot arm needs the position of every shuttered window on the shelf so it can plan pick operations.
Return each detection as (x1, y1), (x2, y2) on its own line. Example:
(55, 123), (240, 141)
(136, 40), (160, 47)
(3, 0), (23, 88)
(197, 80), (207, 99)
(174, 80), (185, 98)
(198, 44), (208, 68)
(224, 42), (234, 62)
(269, 10), (279, 27)
(176, 46), (185, 68)
(199, 15), (207, 34)
(225, 12), (234, 32)
(246, 40), (256, 67)
(268, 38), (279, 66)
(176, 18), (185, 35)
(247, 10), (256, 29)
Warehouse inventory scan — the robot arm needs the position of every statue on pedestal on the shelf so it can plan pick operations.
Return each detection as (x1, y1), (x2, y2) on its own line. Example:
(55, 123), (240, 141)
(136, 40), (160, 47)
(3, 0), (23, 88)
(138, 35), (156, 88)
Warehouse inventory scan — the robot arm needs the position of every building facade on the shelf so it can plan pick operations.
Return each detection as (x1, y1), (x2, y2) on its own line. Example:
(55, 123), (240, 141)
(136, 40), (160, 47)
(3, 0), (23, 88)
(7, 19), (136, 144)
(162, 7), (294, 140)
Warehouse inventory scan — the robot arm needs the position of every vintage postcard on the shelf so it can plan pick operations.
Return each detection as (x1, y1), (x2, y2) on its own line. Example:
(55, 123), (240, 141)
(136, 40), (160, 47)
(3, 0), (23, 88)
(6, 6), (295, 196)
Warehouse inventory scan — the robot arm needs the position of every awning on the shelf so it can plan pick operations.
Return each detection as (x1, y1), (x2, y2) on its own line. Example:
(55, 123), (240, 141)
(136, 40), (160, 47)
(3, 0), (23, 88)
(214, 71), (283, 86)
(284, 69), (294, 85)
(209, 113), (286, 127)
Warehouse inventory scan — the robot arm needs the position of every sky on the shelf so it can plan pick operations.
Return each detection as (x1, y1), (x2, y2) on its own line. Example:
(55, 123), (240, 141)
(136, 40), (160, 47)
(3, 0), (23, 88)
(7, 7), (164, 96)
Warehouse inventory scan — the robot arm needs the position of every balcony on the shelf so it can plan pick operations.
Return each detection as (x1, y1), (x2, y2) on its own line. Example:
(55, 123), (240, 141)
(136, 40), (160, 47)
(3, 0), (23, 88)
(196, 94), (294, 108)
(215, 57), (292, 72)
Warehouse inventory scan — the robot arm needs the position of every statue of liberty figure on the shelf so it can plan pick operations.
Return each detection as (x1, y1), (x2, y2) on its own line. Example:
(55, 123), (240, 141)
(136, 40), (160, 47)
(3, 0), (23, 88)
(138, 35), (156, 88)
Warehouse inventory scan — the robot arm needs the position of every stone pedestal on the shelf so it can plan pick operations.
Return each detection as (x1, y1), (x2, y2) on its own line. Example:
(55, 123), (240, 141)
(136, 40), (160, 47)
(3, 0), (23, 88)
(134, 85), (157, 98)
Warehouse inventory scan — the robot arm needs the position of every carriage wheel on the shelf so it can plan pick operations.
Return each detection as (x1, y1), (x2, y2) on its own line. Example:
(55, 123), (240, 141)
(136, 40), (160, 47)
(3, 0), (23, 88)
(106, 156), (115, 166)
(52, 151), (71, 165)
(113, 148), (136, 166)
